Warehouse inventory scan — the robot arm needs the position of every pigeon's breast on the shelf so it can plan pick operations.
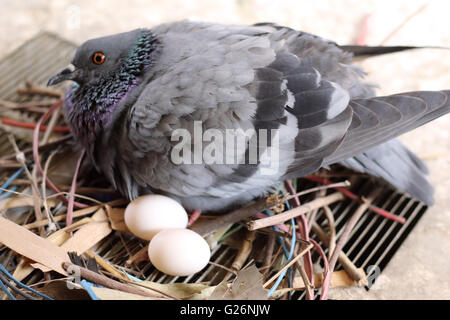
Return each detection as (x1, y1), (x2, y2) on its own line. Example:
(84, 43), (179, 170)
(63, 79), (138, 154)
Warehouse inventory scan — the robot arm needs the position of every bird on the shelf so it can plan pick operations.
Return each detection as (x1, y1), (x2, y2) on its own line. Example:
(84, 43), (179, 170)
(47, 20), (450, 212)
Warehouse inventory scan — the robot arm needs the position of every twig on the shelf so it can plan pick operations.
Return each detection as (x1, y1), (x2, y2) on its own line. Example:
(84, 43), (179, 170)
(42, 105), (62, 143)
(191, 194), (282, 236)
(320, 190), (378, 300)
(262, 233), (275, 277)
(23, 205), (100, 229)
(0, 98), (59, 113)
(208, 261), (238, 275)
(23, 199), (125, 229)
(322, 206), (336, 259)
(85, 251), (129, 281)
(248, 192), (344, 231)
(0, 159), (22, 169)
(62, 262), (168, 299)
(293, 242), (314, 300)
(41, 150), (58, 233)
(32, 101), (87, 209)
(253, 212), (290, 232)
(17, 81), (62, 98)
(285, 180), (350, 200)
(66, 149), (86, 228)
(98, 270), (179, 300)
(45, 191), (103, 205)
(309, 238), (329, 297)
(311, 221), (362, 282)
(125, 245), (149, 267)
(7, 134), (45, 236)
(263, 243), (313, 289)
(304, 175), (405, 223)
(231, 230), (256, 271)
(0, 135), (72, 160)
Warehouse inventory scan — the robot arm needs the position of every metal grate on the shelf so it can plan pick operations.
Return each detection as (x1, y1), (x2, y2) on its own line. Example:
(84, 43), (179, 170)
(311, 178), (427, 289)
(0, 32), (429, 299)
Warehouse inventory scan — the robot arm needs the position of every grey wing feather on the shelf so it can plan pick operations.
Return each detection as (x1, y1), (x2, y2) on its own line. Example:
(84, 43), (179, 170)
(339, 139), (434, 204)
(325, 91), (450, 164)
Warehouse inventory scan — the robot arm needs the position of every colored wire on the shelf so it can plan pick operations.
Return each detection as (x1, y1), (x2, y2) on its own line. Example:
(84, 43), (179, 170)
(0, 186), (18, 200)
(81, 280), (99, 300)
(266, 188), (297, 297)
(0, 271), (37, 300)
(0, 277), (16, 300)
(0, 167), (24, 196)
(0, 264), (53, 300)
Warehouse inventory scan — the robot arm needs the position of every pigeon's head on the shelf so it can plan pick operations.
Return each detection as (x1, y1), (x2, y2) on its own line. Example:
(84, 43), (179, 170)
(48, 29), (158, 87)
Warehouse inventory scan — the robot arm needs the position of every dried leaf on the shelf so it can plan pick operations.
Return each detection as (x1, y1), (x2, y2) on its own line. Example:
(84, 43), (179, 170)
(209, 265), (268, 300)
(0, 217), (69, 275)
(42, 281), (91, 300)
(0, 195), (57, 211)
(61, 208), (112, 254)
(131, 281), (216, 300)
(12, 228), (72, 282)
(292, 268), (367, 289)
(105, 206), (130, 232)
(13, 217), (92, 281)
(91, 287), (159, 300)
(33, 209), (112, 272)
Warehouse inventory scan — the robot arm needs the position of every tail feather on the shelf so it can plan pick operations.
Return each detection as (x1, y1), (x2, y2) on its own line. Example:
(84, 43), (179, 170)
(340, 45), (447, 60)
(340, 45), (424, 57)
(325, 90), (450, 165)
(339, 139), (434, 205)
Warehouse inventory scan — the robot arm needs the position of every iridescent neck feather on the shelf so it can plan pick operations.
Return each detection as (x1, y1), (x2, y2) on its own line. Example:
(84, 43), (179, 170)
(64, 30), (159, 150)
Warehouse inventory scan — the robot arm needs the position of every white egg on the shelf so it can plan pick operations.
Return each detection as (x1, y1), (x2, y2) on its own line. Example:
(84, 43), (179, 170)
(148, 228), (211, 276)
(124, 194), (188, 241)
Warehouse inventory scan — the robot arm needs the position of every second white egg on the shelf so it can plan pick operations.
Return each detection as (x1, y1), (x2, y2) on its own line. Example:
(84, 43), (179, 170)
(124, 194), (188, 240)
(148, 228), (211, 276)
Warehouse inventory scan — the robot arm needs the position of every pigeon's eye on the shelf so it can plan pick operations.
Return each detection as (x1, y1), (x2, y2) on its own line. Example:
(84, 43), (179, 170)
(92, 52), (106, 65)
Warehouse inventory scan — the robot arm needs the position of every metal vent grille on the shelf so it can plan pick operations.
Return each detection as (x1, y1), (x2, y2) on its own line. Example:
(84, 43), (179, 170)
(0, 32), (428, 299)
(312, 178), (427, 288)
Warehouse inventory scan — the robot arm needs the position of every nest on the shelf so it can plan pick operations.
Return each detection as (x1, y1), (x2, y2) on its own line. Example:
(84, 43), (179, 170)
(0, 80), (427, 301)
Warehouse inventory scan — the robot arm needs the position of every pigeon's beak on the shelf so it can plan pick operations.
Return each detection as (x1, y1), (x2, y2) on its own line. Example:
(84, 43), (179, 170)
(47, 64), (80, 86)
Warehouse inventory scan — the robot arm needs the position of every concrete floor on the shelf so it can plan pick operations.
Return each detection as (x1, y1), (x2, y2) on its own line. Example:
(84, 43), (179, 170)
(0, 0), (449, 299)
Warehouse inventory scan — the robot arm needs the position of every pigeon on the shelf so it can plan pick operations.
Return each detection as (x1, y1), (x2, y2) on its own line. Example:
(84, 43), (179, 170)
(47, 21), (450, 212)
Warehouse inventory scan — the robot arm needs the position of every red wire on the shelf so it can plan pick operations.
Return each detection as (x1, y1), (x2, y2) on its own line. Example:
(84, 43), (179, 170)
(32, 101), (88, 209)
(284, 180), (315, 297)
(303, 175), (406, 224)
(2, 117), (70, 133)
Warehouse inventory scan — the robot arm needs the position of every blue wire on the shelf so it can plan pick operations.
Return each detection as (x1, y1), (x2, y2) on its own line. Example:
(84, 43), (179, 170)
(0, 264), (53, 300)
(81, 280), (99, 300)
(0, 277), (16, 300)
(0, 186), (18, 200)
(267, 188), (296, 297)
(267, 217), (296, 297)
(0, 167), (24, 196)
(282, 191), (295, 291)
(264, 210), (290, 258)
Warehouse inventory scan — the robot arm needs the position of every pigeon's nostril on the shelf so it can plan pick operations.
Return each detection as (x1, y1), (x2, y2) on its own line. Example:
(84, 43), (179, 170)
(60, 68), (72, 75)
(61, 64), (75, 74)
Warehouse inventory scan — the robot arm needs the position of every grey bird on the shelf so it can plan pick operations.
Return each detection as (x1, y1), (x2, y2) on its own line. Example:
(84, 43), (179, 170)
(47, 21), (450, 212)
